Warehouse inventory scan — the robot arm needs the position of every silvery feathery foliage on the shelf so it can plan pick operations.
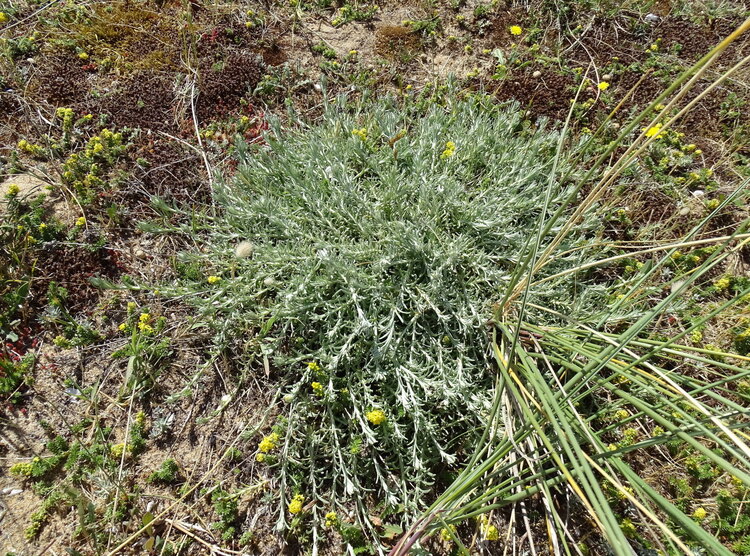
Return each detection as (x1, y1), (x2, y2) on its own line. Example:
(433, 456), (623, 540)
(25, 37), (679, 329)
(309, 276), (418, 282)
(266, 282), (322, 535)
(181, 92), (604, 537)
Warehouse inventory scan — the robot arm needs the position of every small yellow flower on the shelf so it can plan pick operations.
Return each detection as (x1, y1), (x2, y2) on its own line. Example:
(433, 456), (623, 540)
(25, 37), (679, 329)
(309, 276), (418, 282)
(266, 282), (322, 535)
(441, 141), (456, 160)
(311, 381), (323, 394)
(118, 322), (128, 332)
(9, 462), (33, 477)
(307, 361), (321, 372)
(6, 183), (19, 196)
(352, 127), (367, 141)
(258, 432), (280, 453)
(0, 12), (8, 24)
(597, 81), (610, 91)
(440, 525), (456, 542)
(111, 443), (129, 458)
(645, 123), (663, 138)
(614, 409), (630, 420)
(255, 453), (266, 462)
(137, 312), (154, 333)
(714, 276), (731, 291)
(78, 52), (89, 60)
(692, 507), (707, 521)
(288, 494), (305, 514)
(349, 49), (358, 56)
(92, 142), (104, 154)
(366, 409), (386, 425)
(324, 511), (338, 528)
(509, 25), (523, 35)
(207, 275), (221, 284)
(484, 524), (499, 541)
(75, 216), (86, 227)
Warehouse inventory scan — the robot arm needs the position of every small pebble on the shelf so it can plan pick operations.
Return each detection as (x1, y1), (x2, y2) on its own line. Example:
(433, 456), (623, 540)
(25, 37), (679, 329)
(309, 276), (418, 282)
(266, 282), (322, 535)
(532, 70), (542, 78)
(1, 487), (23, 496)
(645, 13), (660, 23)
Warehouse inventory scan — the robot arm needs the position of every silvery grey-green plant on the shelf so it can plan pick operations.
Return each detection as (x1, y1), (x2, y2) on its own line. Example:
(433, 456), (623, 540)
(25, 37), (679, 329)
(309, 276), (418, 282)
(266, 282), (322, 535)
(161, 91), (616, 547)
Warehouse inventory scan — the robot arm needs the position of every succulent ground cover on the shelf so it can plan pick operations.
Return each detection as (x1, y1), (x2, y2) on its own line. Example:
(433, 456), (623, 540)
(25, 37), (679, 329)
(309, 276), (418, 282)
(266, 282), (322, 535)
(1, 0), (750, 555)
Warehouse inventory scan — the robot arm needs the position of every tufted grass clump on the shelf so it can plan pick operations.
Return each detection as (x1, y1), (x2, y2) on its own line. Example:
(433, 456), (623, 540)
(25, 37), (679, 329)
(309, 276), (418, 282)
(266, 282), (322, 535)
(171, 92), (605, 539)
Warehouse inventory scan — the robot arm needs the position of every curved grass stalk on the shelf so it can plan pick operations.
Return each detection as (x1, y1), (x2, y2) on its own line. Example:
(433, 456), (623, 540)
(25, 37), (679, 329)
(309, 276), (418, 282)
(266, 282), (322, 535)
(530, 228), (750, 291)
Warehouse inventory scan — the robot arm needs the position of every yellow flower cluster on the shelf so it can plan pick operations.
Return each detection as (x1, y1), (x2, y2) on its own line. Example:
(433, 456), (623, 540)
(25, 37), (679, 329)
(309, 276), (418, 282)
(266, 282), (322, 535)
(311, 381), (323, 395)
(75, 216), (86, 227)
(6, 183), (19, 196)
(509, 25), (523, 35)
(644, 123), (663, 138)
(597, 81), (610, 91)
(207, 275), (221, 284)
(352, 127), (367, 141)
(137, 312), (154, 333)
(56, 107), (74, 131)
(17, 139), (44, 157)
(307, 361), (321, 372)
(0, 12), (8, 24)
(111, 443), (132, 458)
(480, 516), (499, 540)
(714, 276), (731, 291)
(736, 328), (750, 344)
(258, 432), (280, 454)
(9, 461), (33, 477)
(441, 141), (456, 159)
(366, 409), (386, 425)
(439, 525), (456, 542)
(288, 494), (305, 514)
(692, 507), (707, 521)
(324, 511), (338, 528)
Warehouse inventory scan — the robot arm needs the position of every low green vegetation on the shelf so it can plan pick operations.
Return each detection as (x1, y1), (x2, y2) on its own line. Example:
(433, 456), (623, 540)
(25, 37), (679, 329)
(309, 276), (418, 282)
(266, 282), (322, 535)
(2, 0), (749, 553)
